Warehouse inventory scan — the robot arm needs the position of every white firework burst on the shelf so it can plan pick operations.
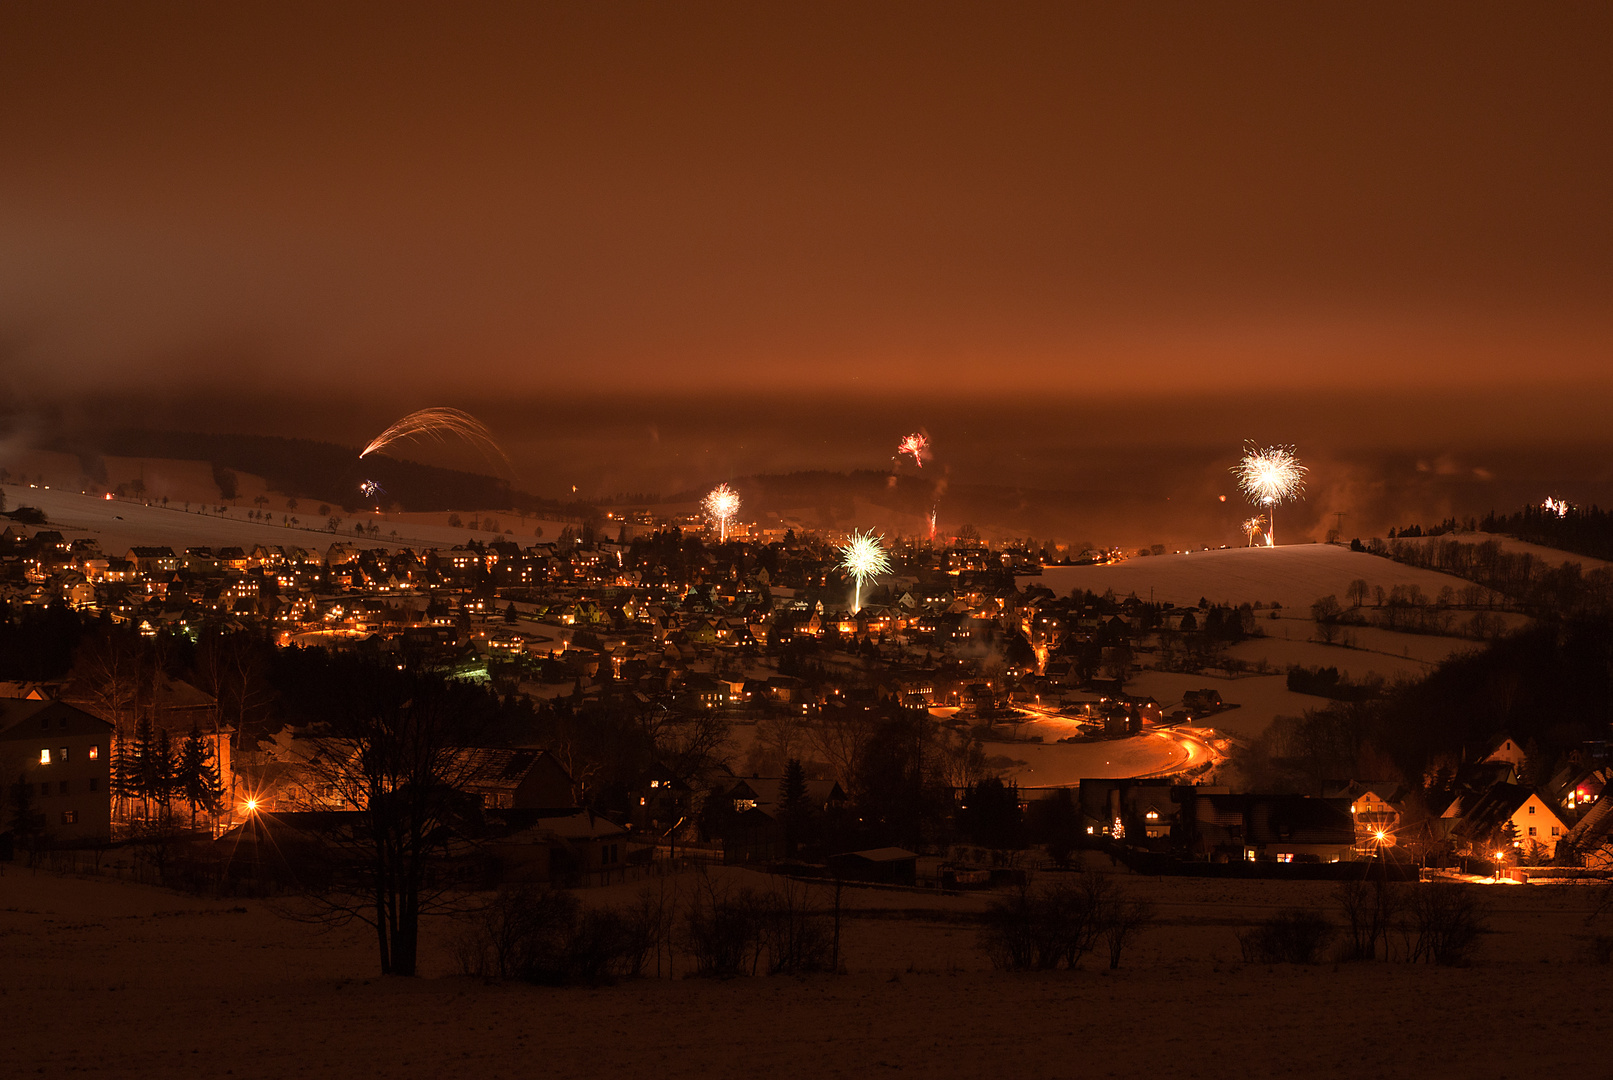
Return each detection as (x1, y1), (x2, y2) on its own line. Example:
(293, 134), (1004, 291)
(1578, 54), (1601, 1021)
(839, 530), (892, 613)
(1232, 444), (1307, 546)
(703, 483), (741, 541)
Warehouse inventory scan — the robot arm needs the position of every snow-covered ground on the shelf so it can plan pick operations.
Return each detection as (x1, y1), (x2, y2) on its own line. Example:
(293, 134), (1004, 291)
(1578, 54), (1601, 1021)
(1002, 728), (1192, 789)
(1392, 532), (1613, 571)
(4, 482), (576, 553)
(1024, 543), (1475, 611)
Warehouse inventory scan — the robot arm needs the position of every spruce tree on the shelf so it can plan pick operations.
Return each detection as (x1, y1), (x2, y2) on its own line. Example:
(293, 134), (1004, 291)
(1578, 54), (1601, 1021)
(131, 716), (157, 822)
(110, 727), (139, 824)
(151, 729), (177, 824)
(178, 727), (223, 827)
(779, 757), (809, 856)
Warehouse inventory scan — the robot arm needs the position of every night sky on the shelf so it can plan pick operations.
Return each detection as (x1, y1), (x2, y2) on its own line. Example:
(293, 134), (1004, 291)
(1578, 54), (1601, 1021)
(3, 3), (1610, 404)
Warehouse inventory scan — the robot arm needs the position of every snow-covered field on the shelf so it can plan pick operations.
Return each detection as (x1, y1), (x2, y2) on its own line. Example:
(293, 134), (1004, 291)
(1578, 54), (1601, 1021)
(3, 866), (1605, 1079)
(1022, 546), (1517, 717)
(1122, 670), (1327, 740)
(1222, 619), (1499, 681)
(1002, 728), (1192, 789)
(1393, 532), (1613, 571)
(4, 483), (576, 553)
(1024, 543), (1475, 611)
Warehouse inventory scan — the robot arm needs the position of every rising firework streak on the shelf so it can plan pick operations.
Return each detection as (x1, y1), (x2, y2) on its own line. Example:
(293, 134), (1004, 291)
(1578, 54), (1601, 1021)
(360, 407), (512, 473)
(703, 483), (740, 541)
(1232, 444), (1306, 546)
(839, 530), (892, 613)
(897, 432), (929, 467)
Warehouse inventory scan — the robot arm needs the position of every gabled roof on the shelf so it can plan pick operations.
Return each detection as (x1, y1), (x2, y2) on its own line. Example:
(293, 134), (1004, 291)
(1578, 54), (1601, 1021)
(0, 698), (114, 740)
(1448, 782), (1564, 841)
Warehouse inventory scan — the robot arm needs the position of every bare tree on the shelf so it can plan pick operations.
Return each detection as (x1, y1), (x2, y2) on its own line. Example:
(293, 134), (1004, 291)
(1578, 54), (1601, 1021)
(805, 708), (879, 795)
(288, 668), (491, 976)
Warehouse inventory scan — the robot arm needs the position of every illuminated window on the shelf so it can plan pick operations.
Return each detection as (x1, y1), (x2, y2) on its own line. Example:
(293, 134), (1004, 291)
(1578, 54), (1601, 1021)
(39, 748), (51, 765)
(61, 810), (77, 825)
(89, 745), (100, 761)
(59, 747), (68, 763)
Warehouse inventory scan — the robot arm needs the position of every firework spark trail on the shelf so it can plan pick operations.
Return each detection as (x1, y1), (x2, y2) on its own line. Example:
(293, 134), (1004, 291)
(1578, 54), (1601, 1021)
(703, 483), (740, 541)
(359, 479), (385, 499)
(897, 432), (929, 467)
(839, 529), (892, 613)
(1543, 497), (1572, 517)
(360, 407), (512, 473)
(928, 508), (938, 541)
(1232, 444), (1307, 546)
(1242, 515), (1265, 547)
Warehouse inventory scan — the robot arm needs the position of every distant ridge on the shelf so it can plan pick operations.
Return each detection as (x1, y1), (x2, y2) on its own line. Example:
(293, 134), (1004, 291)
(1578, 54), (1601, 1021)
(48, 430), (594, 517)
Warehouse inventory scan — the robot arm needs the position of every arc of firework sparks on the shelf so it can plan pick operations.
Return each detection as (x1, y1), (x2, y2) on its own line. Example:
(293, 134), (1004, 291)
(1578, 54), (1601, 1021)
(360, 407), (513, 474)
(703, 483), (740, 542)
(1232, 444), (1306, 546)
(839, 529), (892, 613)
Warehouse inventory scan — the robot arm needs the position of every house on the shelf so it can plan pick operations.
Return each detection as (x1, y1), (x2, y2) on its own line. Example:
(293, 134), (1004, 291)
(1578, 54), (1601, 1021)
(1446, 782), (1569, 860)
(457, 748), (575, 810)
(1078, 778), (1188, 843)
(1485, 737), (1528, 770)
(125, 546), (179, 575)
(485, 808), (634, 885)
(0, 699), (114, 845)
(1156, 788), (1355, 863)
(828, 847), (918, 886)
(1327, 781), (1406, 849)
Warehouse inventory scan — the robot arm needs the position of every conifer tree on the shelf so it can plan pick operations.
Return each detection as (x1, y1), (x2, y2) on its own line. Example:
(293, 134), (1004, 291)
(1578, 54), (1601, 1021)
(178, 727), (223, 827)
(779, 757), (809, 856)
(111, 727), (139, 824)
(151, 729), (177, 823)
(131, 716), (158, 821)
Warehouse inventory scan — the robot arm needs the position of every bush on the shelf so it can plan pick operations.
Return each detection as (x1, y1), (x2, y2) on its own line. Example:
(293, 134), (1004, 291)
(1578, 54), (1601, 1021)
(683, 874), (835, 977)
(685, 885), (770, 977)
(1406, 882), (1486, 966)
(454, 887), (645, 985)
(765, 877), (835, 975)
(1237, 907), (1335, 964)
(1334, 877), (1405, 961)
(980, 872), (1152, 971)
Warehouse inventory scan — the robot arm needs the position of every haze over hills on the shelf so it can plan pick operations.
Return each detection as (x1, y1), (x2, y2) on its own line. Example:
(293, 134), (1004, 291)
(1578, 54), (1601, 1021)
(5, 393), (1613, 552)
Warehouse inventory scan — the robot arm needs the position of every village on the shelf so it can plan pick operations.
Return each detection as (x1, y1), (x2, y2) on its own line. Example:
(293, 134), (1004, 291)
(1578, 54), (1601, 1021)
(4, 482), (1608, 891)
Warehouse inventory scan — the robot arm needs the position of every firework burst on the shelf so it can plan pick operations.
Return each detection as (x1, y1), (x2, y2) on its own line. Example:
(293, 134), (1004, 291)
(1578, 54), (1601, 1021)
(361, 407), (511, 473)
(1232, 444), (1307, 546)
(703, 483), (741, 541)
(1543, 497), (1572, 518)
(1242, 515), (1265, 547)
(839, 530), (892, 613)
(897, 432), (930, 467)
(359, 479), (385, 499)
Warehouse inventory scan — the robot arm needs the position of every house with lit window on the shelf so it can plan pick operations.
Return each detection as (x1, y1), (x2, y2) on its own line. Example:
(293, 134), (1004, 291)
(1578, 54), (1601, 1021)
(0, 699), (114, 844)
(1446, 782), (1569, 860)
(1327, 781), (1406, 850)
